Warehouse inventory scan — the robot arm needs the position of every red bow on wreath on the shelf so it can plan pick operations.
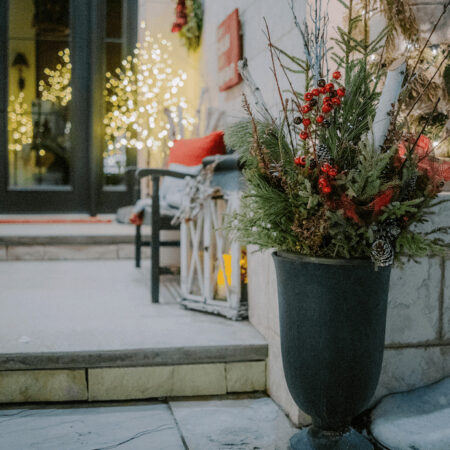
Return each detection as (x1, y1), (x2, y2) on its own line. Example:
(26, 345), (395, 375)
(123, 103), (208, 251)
(171, 0), (187, 33)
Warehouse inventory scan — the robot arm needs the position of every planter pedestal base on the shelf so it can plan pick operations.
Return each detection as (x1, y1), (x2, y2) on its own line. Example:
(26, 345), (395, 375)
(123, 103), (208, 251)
(290, 427), (373, 450)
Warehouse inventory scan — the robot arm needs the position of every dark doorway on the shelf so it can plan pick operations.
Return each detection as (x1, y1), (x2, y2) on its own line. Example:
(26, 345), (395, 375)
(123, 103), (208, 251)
(0, 0), (137, 214)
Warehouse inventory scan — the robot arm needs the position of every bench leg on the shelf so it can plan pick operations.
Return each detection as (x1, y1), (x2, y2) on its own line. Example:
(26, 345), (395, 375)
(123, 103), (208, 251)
(151, 177), (160, 303)
(135, 225), (141, 268)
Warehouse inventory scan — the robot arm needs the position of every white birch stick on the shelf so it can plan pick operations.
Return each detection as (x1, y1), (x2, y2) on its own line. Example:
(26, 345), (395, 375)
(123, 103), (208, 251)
(238, 58), (273, 120)
(178, 105), (185, 138)
(195, 87), (208, 138)
(164, 108), (176, 141)
(370, 59), (407, 152)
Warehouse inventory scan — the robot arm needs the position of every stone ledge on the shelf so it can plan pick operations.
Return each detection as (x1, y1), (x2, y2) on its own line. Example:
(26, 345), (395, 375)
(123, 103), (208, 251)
(88, 361), (267, 401)
(0, 345), (268, 371)
(0, 361), (266, 403)
(226, 361), (266, 393)
(0, 235), (135, 246)
(0, 369), (87, 403)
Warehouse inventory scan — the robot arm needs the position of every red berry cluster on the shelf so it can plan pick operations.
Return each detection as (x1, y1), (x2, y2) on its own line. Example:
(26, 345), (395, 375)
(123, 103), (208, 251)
(318, 162), (339, 194)
(294, 155), (307, 166)
(297, 71), (345, 140)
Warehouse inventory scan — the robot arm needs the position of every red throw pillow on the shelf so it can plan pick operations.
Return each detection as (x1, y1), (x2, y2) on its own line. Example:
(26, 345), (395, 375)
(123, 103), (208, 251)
(168, 130), (226, 166)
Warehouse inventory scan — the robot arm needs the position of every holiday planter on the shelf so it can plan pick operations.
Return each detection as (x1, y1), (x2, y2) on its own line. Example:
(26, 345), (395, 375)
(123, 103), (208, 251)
(273, 252), (391, 450)
(223, 1), (450, 447)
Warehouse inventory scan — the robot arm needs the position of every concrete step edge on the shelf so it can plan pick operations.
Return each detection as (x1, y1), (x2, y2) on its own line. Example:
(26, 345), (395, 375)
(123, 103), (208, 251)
(0, 344), (268, 371)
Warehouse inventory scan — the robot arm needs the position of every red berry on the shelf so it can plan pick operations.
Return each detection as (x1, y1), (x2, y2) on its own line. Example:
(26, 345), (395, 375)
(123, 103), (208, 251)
(302, 118), (311, 127)
(319, 87), (327, 94)
(325, 83), (335, 92)
(301, 104), (311, 114)
(318, 176), (327, 185)
(311, 88), (320, 97)
(337, 87), (346, 97)
(332, 97), (341, 105)
(332, 71), (341, 80)
(328, 168), (338, 177)
(299, 131), (308, 140)
(295, 155), (307, 166)
(323, 96), (332, 103)
(322, 104), (333, 113)
(304, 92), (313, 101)
(322, 185), (332, 194)
(321, 163), (332, 173)
(316, 115), (324, 124)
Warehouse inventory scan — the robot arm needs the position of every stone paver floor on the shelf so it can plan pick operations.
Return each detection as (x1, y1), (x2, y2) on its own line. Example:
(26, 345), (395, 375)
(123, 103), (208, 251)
(0, 395), (297, 450)
(0, 260), (265, 356)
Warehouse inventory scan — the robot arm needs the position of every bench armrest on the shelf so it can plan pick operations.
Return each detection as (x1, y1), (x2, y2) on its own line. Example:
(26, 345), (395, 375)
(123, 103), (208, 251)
(136, 168), (196, 180)
(202, 154), (243, 172)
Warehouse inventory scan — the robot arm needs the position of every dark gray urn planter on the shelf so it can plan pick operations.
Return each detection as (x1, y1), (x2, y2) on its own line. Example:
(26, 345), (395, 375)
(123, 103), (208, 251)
(273, 251), (392, 449)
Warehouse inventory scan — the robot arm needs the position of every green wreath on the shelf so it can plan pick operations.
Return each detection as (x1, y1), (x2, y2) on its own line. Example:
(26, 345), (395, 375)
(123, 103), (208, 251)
(179, 0), (203, 52)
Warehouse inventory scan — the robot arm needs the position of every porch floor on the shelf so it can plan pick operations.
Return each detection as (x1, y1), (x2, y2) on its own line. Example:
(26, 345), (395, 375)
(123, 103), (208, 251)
(0, 259), (266, 367)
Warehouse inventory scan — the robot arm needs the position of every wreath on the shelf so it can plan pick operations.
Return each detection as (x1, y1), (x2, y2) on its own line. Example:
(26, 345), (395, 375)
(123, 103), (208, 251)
(171, 0), (203, 52)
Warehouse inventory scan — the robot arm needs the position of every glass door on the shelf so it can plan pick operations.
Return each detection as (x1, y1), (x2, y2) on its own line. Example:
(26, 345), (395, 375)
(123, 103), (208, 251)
(0, 0), (137, 214)
(0, 0), (92, 212)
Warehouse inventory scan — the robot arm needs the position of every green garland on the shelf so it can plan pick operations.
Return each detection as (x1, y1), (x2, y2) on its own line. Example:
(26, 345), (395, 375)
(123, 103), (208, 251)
(179, 0), (203, 52)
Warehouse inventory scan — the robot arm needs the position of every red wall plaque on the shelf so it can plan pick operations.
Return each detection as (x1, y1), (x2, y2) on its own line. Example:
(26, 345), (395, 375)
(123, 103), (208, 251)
(217, 9), (242, 92)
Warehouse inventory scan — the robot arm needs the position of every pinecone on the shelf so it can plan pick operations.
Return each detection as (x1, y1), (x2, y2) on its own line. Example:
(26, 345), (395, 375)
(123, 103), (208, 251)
(383, 219), (401, 241)
(376, 219), (401, 242)
(317, 144), (334, 165)
(371, 239), (394, 267)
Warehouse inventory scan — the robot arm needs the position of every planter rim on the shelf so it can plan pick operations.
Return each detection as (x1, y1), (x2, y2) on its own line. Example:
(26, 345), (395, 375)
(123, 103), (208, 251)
(276, 250), (378, 267)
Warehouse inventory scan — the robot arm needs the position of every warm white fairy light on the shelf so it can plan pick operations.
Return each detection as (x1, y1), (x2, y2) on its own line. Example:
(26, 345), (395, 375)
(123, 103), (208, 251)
(103, 30), (195, 167)
(7, 92), (33, 152)
(38, 48), (72, 106)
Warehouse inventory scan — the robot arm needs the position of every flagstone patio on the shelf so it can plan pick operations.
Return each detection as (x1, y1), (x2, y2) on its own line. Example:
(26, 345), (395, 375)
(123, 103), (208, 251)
(0, 395), (297, 450)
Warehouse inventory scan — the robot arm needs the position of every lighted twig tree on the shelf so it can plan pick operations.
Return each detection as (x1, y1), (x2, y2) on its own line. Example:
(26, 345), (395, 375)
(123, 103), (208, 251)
(8, 92), (33, 152)
(38, 48), (72, 106)
(104, 30), (195, 168)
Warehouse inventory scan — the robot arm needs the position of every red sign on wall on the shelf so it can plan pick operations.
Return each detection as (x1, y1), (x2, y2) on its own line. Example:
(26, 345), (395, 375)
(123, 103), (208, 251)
(217, 9), (242, 92)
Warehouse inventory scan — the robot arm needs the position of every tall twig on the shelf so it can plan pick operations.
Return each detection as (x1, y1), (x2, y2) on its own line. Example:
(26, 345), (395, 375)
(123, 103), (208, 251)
(405, 51), (449, 119)
(407, 1), (449, 85)
(400, 97), (440, 171)
(272, 46), (302, 111)
(264, 18), (295, 150)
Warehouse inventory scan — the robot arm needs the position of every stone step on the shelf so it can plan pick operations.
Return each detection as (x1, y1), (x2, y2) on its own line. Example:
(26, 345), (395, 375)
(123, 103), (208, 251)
(371, 377), (450, 450)
(0, 260), (267, 404)
(0, 220), (179, 261)
(0, 361), (267, 403)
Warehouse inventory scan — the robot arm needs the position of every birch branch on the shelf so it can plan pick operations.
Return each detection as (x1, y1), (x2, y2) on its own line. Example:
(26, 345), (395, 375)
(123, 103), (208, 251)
(177, 105), (185, 139)
(164, 108), (176, 141)
(370, 59), (406, 152)
(237, 58), (274, 121)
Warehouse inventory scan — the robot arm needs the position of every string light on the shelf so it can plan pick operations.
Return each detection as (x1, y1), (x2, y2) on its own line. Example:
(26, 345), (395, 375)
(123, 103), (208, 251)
(103, 29), (195, 168)
(7, 92), (32, 152)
